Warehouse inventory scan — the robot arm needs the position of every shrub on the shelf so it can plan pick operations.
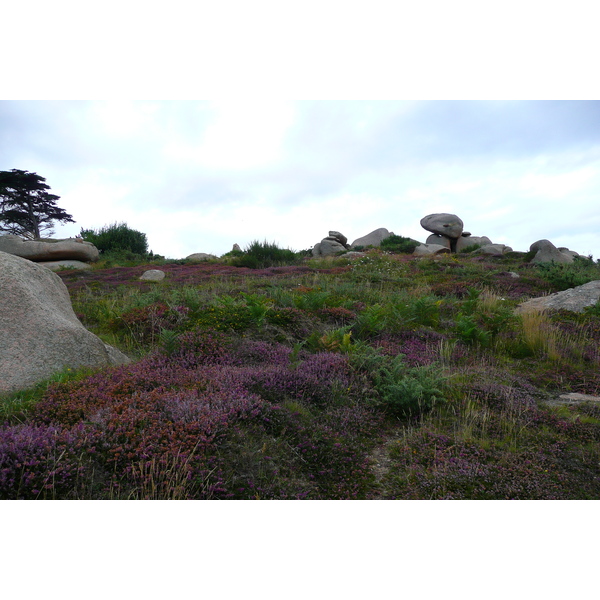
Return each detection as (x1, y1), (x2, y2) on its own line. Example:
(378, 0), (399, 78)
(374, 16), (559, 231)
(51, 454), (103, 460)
(535, 258), (600, 291)
(81, 222), (149, 256)
(230, 240), (298, 269)
(380, 235), (419, 254)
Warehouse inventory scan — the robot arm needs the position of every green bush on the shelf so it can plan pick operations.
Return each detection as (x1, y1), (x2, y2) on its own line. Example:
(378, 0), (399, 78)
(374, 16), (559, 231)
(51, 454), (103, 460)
(231, 240), (299, 269)
(535, 257), (600, 291)
(380, 235), (420, 254)
(81, 222), (149, 256)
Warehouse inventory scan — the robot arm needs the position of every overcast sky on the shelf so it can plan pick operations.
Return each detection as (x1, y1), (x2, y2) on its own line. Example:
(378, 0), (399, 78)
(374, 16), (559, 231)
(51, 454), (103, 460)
(2, 2), (599, 261)
(1, 100), (599, 259)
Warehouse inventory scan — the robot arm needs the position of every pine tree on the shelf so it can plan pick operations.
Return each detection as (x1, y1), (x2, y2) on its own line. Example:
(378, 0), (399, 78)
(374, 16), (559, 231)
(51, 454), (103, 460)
(0, 169), (75, 239)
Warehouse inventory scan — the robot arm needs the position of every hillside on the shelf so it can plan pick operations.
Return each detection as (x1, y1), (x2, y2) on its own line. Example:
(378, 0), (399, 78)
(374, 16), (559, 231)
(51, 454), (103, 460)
(2, 248), (600, 499)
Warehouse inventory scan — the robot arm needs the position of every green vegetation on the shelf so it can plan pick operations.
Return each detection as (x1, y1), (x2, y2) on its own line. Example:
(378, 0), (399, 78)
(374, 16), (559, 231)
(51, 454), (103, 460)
(80, 222), (150, 259)
(228, 239), (301, 269)
(379, 234), (420, 254)
(2, 247), (600, 499)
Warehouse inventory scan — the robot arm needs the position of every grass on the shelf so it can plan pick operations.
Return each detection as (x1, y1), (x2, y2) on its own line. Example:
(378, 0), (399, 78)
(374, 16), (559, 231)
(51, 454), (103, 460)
(2, 247), (600, 499)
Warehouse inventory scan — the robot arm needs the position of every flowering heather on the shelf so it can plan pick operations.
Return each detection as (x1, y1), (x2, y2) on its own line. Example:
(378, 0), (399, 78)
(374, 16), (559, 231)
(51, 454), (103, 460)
(384, 426), (600, 499)
(57, 262), (344, 293)
(373, 329), (447, 367)
(4, 250), (600, 499)
(0, 424), (83, 499)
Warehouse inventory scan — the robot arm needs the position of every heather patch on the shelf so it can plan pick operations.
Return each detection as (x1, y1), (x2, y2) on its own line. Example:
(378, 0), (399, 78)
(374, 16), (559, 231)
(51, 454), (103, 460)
(5, 250), (600, 499)
(9, 335), (381, 499)
(0, 423), (87, 499)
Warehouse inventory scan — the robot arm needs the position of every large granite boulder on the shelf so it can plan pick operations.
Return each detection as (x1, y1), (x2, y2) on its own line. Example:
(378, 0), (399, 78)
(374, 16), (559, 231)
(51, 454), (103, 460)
(0, 235), (99, 263)
(425, 234), (451, 249)
(456, 235), (493, 252)
(186, 253), (218, 262)
(350, 228), (394, 248)
(420, 214), (464, 239)
(515, 280), (600, 314)
(0, 251), (130, 395)
(530, 239), (574, 264)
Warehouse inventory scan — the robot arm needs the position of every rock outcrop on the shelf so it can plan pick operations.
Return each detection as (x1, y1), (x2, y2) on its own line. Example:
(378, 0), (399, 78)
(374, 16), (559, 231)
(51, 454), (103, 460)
(515, 280), (600, 314)
(186, 253), (217, 262)
(0, 251), (130, 395)
(350, 228), (394, 248)
(0, 235), (99, 263)
(529, 239), (575, 264)
(312, 231), (350, 256)
(420, 214), (464, 240)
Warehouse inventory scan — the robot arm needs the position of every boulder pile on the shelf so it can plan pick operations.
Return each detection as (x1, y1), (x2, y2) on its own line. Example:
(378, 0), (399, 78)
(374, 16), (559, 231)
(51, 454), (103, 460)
(0, 235), (99, 271)
(312, 231), (350, 257)
(416, 213), (512, 256)
(0, 251), (129, 395)
(529, 239), (579, 264)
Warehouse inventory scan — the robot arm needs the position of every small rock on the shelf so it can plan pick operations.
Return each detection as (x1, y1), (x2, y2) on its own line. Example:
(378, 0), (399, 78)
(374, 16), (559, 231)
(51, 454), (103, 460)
(140, 269), (166, 281)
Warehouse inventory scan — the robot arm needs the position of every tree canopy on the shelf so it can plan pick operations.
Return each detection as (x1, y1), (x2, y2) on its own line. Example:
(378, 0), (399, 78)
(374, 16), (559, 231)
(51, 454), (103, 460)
(0, 169), (75, 239)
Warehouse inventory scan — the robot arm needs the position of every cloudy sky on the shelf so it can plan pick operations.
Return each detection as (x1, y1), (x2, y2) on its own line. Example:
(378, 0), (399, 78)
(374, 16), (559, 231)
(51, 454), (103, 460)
(2, 2), (599, 261)
(2, 99), (599, 259)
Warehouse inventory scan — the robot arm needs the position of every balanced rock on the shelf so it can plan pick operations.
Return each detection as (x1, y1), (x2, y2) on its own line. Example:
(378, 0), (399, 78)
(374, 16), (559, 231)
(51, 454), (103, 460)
(350, 228), (393, 248)
(530, 239), (574, 264)
(420, 214), (464, 239)
(0, 235), (99, 263)
(0, 251), (130, 395)
(139, 269), (165, 281)
(328, 231), (348, 247)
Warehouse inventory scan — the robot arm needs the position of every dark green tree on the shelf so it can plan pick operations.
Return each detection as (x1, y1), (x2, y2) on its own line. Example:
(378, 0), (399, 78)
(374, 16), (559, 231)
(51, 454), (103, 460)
(0, 169), (75, 239)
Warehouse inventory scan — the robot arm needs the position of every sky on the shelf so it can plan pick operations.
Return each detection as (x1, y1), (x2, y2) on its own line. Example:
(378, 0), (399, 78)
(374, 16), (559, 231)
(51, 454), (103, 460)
(2, 99), (600, 259)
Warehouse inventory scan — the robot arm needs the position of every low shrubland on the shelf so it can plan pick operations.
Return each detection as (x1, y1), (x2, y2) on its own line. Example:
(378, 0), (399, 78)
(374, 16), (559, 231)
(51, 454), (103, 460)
(2, 246), (600, 499)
